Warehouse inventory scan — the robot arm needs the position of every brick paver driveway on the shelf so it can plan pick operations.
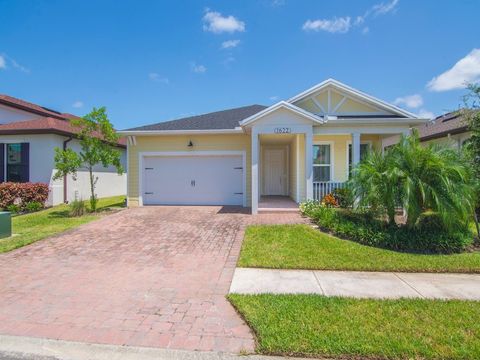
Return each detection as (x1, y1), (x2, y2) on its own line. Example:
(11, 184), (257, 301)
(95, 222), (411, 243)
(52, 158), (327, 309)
(0, 206), (304, 353)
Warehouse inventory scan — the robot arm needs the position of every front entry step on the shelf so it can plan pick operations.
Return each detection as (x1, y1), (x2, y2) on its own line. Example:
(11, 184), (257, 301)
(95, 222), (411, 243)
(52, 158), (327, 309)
(257, 207), (300, 214)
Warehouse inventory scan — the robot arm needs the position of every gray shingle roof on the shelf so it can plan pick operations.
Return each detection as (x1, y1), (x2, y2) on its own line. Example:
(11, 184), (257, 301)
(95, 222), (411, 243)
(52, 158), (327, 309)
(125, 104), (267, 131)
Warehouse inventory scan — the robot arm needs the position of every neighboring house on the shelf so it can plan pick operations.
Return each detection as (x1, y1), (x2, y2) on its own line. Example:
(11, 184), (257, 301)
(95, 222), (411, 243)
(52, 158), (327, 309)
(0, 94), (127, 205)
(382, 111), (471, 149)
(120, 79), (426, 214)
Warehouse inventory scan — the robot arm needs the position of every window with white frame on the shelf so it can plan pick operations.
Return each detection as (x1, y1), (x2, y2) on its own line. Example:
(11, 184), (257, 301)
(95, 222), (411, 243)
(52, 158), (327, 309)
(313, 144), (331, 182)
(348, 143), (370, 176)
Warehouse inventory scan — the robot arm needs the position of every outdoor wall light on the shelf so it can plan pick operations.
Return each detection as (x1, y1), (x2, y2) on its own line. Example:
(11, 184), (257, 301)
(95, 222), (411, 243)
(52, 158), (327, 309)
(188, 140), (194, 147)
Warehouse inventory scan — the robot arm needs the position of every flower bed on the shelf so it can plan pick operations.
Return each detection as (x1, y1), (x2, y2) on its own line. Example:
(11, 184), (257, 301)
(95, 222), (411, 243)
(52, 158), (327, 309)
(300, 200), (473, 254)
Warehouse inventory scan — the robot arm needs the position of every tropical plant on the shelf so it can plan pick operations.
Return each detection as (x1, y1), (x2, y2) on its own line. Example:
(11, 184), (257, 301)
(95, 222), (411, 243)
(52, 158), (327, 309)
(349, 149), (400, 225)
(25, 201), (43, 212)
(69, 198), (86, 217)
(321, 193), (338, 207)
(349, 130), (476, 231)
(53, 107), (124, 211)
(392, 129), (475, 230)
(461, 83), (480, 238)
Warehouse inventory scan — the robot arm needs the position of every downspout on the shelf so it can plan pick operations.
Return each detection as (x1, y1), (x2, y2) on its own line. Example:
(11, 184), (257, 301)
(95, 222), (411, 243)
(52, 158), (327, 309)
(62, 137), (73, 203)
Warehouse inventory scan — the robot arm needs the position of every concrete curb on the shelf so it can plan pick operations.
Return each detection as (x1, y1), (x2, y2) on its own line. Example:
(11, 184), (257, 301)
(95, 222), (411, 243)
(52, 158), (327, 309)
(0, 335), (309, 360)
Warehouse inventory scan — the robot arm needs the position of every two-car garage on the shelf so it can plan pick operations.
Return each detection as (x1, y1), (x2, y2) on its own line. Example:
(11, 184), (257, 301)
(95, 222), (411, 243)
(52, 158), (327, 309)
(141, 152), (245, 206)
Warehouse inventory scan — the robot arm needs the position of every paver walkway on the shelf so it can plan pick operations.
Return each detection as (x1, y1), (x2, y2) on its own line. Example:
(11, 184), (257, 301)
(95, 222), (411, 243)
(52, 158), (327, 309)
(0, 206), (305, 353)
(230, 268), (480, 300)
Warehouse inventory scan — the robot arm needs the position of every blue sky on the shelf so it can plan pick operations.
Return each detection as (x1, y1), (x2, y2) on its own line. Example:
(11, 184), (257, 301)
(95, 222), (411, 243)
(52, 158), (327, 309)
(1, 0), (479, 129)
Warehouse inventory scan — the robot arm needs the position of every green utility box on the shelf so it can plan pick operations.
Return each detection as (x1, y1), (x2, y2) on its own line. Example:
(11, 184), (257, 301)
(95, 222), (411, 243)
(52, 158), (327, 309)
(0, 212), (12, 239)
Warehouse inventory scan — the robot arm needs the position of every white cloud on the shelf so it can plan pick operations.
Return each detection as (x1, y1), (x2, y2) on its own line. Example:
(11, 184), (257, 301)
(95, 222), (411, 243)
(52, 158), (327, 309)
(427, 48), (480, 92)
(203, 10), (245, 34)
(308, 0), (399, 34)
(148, 72), (169, 83)
(72, 101), (84, 108)
(269, 0), (285, 7)
(191, 62), (207, 73)
(269, 96), (279, 101)
(302, 17), (351, 34)
(221, 39), (241, 49)
(393, 94), (423, 109)
(10, 58), (29, 73)
(0, 53), (29, 73)
(372, 0), (399, 16)
(418, 109), (435, 119)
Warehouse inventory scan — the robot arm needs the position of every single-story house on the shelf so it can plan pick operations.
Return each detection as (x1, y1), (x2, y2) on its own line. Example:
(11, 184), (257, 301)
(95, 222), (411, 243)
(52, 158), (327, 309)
(120, 79), (426, 214)
(0, 94), (127, 205)
(383, 110), (471, 149)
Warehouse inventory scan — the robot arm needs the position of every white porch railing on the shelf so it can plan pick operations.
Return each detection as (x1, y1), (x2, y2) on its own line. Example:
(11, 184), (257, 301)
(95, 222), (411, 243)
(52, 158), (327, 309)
(313, 181), (346, 202)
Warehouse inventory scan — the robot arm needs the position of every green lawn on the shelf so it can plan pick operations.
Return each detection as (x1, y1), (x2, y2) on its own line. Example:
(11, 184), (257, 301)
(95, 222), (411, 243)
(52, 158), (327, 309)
(0, 196), (125, 253)
(238, 224), (480, 273)
(229, 294), (480, 360)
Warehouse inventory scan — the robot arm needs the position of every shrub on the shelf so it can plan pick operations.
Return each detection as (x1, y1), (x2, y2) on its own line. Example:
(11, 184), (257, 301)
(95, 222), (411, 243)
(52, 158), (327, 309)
(6, 204), (20, 213)
(69, 199), (86, 217)
(301, 203), (473, 253)
(332, 187), (354, 208)
(0, 182), (49, 210)
(25, 201), (43, 213)
(299, 200), (321, 217)
(322, 193), (338, 207)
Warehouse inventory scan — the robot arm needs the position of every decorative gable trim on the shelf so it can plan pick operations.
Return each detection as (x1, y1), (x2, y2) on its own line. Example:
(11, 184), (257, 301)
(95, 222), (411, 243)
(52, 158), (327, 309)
(239, 101), (325, 127)
(288, 78), (418, 119)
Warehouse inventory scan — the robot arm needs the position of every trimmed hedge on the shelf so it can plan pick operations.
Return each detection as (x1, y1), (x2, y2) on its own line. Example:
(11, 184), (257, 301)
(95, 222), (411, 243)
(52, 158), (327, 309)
(0, 182), (49, 210)
(300, 201), (472, 254)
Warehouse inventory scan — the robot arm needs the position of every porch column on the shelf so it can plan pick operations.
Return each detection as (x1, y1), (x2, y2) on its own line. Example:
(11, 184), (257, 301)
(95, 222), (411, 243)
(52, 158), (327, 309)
(351, 132), (361, 166)
(251, 128), (259, 214)
(305, 128), (313, 200)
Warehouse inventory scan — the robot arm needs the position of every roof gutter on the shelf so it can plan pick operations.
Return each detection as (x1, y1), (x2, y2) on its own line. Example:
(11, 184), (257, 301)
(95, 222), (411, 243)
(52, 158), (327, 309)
(0, 129), (127, 149)
(118, 128), (244, 136)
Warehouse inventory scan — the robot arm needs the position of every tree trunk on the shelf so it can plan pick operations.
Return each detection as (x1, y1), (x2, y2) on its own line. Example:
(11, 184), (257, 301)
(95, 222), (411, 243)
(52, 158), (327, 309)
(88, 166), (97, 212)
(387, 207), (396, 226)
(474, 208), (480, 243)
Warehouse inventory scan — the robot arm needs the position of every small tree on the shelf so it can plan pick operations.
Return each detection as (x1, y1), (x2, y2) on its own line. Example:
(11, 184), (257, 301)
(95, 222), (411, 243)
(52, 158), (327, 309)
(462, 83), (480, 238)
(350, 149), (400, 225)
(392, 130), (474, 230)
(54, 107), (124, 211)
(350, 130), (475, 231)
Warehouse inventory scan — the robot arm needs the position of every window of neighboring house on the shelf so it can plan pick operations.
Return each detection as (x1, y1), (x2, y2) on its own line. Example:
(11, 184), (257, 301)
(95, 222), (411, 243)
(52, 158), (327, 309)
(313, 144), (331, 182)
(348, 143), (370, 176)
(0, 143), (29, 183)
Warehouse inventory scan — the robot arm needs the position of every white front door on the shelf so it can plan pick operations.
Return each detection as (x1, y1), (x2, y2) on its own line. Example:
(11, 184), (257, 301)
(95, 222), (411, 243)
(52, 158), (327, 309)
(264, 148), (286, 195)
(143, 155), (243, 205)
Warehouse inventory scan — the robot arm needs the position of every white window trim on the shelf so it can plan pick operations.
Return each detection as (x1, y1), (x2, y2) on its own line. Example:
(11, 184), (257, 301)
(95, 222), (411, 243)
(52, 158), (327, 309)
(346, 140), (372, 179)
(313, 141), (334, 182)
(138, 150), (247, 207)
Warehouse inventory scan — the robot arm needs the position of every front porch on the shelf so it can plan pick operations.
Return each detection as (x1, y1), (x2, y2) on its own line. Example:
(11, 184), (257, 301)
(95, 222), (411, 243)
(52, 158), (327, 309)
(258, 195), (299, 213)
(251, 130), (408, 213)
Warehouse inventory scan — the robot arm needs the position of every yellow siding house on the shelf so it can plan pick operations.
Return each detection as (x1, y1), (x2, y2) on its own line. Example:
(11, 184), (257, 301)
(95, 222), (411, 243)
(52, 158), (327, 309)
(120, 79), (426, 214)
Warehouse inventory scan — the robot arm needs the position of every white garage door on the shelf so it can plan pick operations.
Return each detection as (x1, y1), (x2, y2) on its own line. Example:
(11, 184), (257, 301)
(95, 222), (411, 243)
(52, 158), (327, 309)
(142, 155), (244, 206)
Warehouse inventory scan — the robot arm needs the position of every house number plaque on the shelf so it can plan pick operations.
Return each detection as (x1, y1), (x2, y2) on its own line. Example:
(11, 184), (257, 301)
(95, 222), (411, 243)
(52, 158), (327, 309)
(273, 127), (291, 134)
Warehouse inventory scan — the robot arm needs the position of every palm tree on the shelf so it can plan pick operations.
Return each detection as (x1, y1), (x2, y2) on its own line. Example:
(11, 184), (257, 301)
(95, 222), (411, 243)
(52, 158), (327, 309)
(392, 130), (475, 230)
(349, 130), (475, 230)
(349, 149), (400, 225)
